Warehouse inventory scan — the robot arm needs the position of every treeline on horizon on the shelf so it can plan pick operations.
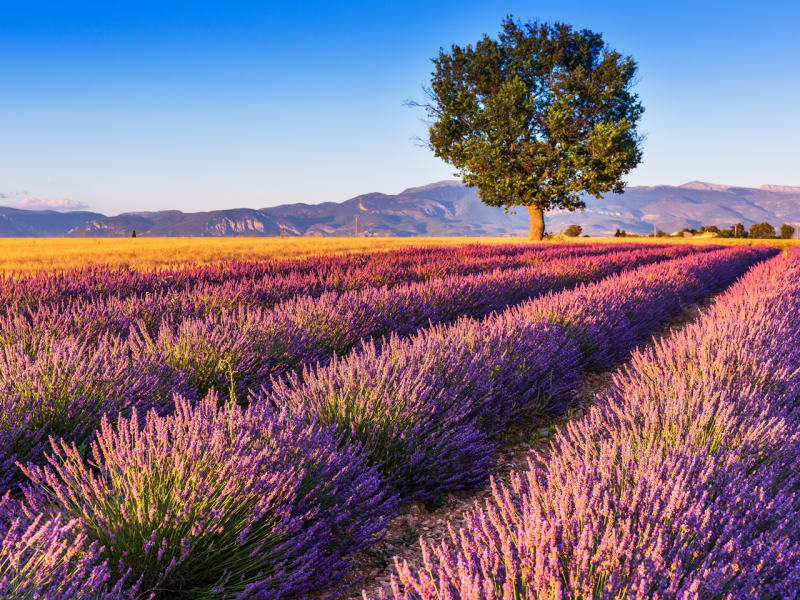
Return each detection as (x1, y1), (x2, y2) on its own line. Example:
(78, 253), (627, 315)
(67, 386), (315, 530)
(598, 221), (797, 239)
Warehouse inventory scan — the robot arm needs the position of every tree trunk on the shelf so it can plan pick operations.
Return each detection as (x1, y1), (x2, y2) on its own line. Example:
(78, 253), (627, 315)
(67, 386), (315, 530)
(526, 205), (545, 241)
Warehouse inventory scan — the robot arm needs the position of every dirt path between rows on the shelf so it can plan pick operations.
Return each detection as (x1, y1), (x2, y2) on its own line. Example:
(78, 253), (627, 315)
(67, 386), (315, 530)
(312, 289), (724, 600)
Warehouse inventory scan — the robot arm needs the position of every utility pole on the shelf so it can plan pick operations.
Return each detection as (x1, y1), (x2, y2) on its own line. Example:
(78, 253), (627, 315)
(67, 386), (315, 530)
(653, 223), (656, 238)
(354, 215), (359, 238)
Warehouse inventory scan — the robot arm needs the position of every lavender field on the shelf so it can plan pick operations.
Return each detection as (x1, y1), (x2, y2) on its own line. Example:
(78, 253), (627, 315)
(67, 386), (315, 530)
(1, 242), (793, 599)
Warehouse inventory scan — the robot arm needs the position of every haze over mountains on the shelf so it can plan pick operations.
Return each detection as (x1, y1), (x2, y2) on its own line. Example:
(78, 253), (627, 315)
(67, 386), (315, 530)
(1, 181), (799, 237)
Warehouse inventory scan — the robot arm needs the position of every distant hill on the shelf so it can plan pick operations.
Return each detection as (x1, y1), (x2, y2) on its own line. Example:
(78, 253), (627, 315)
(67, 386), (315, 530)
(0, 207), (105, 237)
(1, 180), (799, 237)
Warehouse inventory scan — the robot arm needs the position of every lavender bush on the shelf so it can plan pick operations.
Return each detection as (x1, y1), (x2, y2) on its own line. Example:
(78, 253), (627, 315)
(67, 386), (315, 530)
(132, 308), (325, 401)
(266, 319), (581, 501)
(20, 393), (396, 599)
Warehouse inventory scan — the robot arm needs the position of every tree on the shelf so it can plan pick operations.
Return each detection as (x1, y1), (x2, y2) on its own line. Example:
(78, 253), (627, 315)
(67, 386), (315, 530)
(614, 228), (627, 237)
(564, 224), (582, 237)
(420, 17), (644, 240)
(131, 230), (137, 238)
(700, 225), (720, 234)
(780, 223), (796, 239)
(749, 222), (776, 239)
(731, 223), (748, 238)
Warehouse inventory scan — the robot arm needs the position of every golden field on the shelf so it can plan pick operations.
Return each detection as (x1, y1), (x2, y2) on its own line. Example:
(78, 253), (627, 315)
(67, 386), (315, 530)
(0, 237), (526, 275)
(0, 236), (798, 275)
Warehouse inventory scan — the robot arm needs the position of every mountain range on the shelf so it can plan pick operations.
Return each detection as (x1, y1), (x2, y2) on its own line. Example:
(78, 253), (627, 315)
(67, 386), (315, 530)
(1, 180), (799, 237)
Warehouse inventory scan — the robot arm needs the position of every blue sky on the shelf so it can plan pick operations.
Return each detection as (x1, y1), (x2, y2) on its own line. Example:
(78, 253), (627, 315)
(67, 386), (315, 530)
(1, 1), (798, 214)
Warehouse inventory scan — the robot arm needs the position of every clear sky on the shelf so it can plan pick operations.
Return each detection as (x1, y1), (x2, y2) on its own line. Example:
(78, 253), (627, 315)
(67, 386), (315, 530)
(1, 0), (798, 214)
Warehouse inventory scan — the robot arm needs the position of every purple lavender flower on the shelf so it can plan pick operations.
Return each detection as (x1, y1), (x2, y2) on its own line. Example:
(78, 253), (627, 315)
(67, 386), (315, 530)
(0, 493), (137, 599)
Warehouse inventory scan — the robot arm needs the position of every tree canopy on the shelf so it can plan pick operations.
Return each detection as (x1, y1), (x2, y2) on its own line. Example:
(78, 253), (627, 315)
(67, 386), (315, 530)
(749, 222), (776, 239)
(421, 17), (644, 239)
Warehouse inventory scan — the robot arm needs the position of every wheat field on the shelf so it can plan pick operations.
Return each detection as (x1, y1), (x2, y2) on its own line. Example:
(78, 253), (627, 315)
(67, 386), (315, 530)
(0, 236), (798, 275)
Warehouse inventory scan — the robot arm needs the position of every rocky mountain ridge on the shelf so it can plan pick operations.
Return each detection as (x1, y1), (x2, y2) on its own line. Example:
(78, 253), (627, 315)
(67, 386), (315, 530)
(1, 180), (799, 237)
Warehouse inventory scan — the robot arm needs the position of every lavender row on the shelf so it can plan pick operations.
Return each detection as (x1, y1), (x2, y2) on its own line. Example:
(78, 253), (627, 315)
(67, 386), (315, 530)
(0, 247), (773, 599)
(0, 242), (651, 310)
(379, 251), (799, 599)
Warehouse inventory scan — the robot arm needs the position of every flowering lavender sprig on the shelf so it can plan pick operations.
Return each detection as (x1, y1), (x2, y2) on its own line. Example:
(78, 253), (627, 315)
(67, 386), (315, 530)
(0, 493), (138, 599)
